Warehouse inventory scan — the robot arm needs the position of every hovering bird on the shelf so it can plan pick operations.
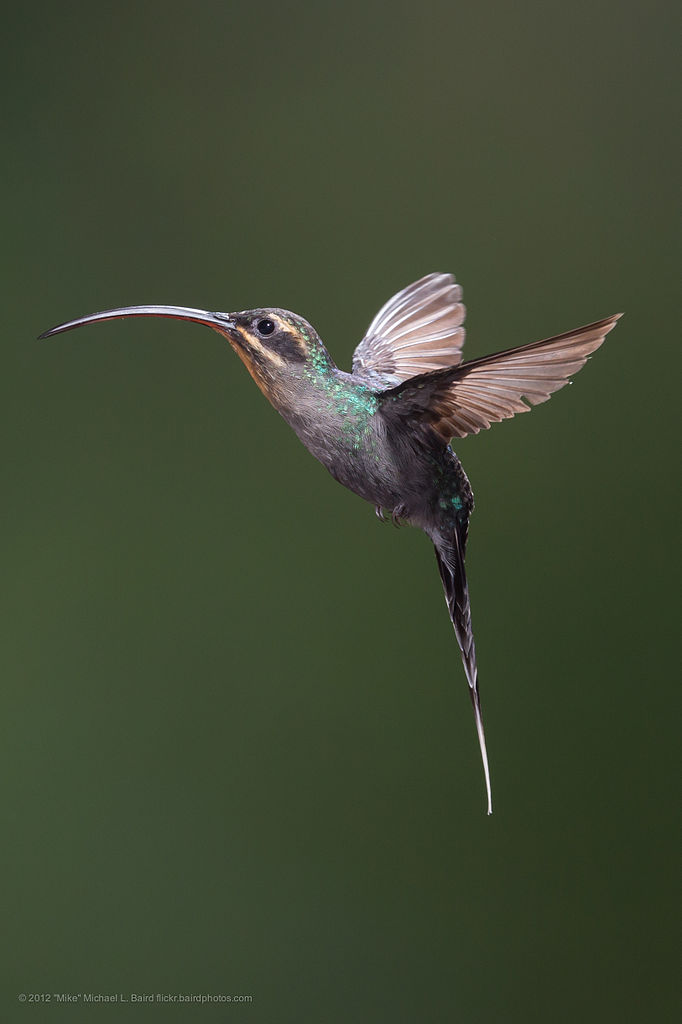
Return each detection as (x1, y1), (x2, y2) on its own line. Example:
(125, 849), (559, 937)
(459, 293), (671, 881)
(40, 274), (621, 813)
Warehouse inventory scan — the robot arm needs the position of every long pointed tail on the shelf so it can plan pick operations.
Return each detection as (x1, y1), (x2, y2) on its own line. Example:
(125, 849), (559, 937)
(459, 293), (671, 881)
(434, 527), (492, 815)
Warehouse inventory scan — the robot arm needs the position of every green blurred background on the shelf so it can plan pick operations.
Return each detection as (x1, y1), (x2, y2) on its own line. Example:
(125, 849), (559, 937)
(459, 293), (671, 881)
(2, 1), (678, 1020)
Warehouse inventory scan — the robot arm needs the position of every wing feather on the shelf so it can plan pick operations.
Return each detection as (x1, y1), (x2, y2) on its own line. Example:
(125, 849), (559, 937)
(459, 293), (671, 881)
(352, 273), (467, 383)
(379, 314), (622, 441)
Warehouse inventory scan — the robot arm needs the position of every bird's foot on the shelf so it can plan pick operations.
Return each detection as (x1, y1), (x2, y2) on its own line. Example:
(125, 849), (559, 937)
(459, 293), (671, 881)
(391, 504), (408, 528)
(375, 505), (388, 523)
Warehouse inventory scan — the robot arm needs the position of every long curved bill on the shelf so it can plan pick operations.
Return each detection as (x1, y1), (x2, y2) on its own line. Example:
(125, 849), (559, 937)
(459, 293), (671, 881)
(39, 305), (235, 339)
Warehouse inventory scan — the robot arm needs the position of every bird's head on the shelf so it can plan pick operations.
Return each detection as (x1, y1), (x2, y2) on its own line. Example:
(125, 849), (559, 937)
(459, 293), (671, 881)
(39, 304), (336, 408)
(220, 308), (335, 398)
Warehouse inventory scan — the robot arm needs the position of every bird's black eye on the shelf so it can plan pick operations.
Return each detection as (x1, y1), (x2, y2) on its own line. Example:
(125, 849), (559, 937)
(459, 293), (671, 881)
(256, 318), (275, 337)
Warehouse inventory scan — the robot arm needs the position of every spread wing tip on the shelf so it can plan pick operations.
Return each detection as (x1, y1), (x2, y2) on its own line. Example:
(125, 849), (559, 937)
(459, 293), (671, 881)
(380, 309), (622, 441)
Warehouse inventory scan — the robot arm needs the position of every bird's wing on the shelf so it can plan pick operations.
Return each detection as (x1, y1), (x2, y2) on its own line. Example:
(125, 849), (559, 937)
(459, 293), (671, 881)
(378, 314), (621, 442)
(352, 273), (466, 383)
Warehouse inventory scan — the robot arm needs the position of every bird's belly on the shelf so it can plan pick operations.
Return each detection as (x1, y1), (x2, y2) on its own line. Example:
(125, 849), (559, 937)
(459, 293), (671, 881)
(320, 446), (400, 509)
(288, 408), (397, 508)
(318, 435), (440, 522)
(331, 438), (473, 533)
(287, 406), (469, 525)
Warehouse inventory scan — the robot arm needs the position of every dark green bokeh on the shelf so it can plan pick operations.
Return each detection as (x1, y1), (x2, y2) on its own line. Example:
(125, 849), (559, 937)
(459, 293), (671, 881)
(2, 1), (678, 1020)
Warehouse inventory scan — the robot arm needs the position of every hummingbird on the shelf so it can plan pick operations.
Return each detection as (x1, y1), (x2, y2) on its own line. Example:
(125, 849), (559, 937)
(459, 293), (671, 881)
(40, 273), (621, 814)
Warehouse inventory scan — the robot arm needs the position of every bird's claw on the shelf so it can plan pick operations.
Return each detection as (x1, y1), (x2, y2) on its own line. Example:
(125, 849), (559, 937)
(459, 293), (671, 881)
(375, 505), (388, 523)
(391, 504), (407, 527)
